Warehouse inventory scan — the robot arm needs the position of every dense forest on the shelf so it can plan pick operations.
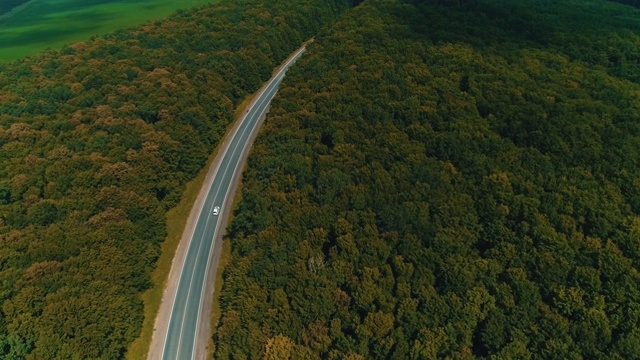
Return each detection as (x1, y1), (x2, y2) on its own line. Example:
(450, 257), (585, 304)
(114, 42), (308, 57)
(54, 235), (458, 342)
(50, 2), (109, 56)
(0, 0), (352, 358)
(215, 0), (640, 358)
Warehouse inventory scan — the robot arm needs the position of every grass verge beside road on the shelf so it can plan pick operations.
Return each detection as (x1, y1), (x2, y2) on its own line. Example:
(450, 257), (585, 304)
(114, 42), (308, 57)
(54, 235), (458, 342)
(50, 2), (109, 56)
(127, 93), (256, 359)
(126, 147), (219, 359)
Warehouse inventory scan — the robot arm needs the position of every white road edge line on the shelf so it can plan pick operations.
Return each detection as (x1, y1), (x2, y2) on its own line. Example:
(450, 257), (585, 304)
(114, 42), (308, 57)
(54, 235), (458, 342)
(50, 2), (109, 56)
(185, 79), (270, 357)
(190, 47), (306, 358)
(173, 207), (213, 358)
(177, 74), (267, 359)
(158, 62), (252, 359)
(160, 45), (307, 360)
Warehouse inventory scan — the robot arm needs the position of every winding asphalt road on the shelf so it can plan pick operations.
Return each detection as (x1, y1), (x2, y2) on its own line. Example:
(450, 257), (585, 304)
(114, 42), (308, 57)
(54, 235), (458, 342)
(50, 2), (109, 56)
(150, 45), (307, 360)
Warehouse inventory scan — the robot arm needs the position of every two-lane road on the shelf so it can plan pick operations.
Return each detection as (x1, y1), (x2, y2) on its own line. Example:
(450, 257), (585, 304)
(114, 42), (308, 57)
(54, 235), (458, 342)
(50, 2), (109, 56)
(149, 44), (307, 360)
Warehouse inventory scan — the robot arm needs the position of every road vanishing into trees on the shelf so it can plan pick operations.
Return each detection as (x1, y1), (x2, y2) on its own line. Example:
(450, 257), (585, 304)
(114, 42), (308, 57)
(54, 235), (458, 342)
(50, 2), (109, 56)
(148, 44), (308, 360)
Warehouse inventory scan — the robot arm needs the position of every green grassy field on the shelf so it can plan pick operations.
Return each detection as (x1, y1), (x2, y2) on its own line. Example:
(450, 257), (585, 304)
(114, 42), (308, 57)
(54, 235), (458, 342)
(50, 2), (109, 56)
(0, 0), (215, 62)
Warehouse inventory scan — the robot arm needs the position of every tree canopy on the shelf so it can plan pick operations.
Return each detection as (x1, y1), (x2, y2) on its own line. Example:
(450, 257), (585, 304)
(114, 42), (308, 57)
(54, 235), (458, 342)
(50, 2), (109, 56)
(214, 0), (640, 358)
(0, 0), (351, 358)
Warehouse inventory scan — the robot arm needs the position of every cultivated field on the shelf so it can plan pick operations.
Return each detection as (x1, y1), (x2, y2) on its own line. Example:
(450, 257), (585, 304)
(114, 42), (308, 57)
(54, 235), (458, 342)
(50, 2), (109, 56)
(0, 0), (214, 62)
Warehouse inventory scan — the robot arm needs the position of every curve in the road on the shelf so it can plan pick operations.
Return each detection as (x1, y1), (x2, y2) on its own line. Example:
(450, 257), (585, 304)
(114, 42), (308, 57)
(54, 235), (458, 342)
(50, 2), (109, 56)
(151, 44), (307, 360)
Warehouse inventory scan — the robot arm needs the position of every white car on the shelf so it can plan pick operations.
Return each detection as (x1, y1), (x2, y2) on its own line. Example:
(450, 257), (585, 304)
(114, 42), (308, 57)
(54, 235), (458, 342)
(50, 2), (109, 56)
(212, 206), (220, 216)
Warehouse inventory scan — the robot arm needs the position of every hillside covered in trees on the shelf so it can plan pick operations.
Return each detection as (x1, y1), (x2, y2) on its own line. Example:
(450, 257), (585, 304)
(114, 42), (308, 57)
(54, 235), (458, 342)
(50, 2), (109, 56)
(0, 0), (353, 358)
(215, 0), (640, 358)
